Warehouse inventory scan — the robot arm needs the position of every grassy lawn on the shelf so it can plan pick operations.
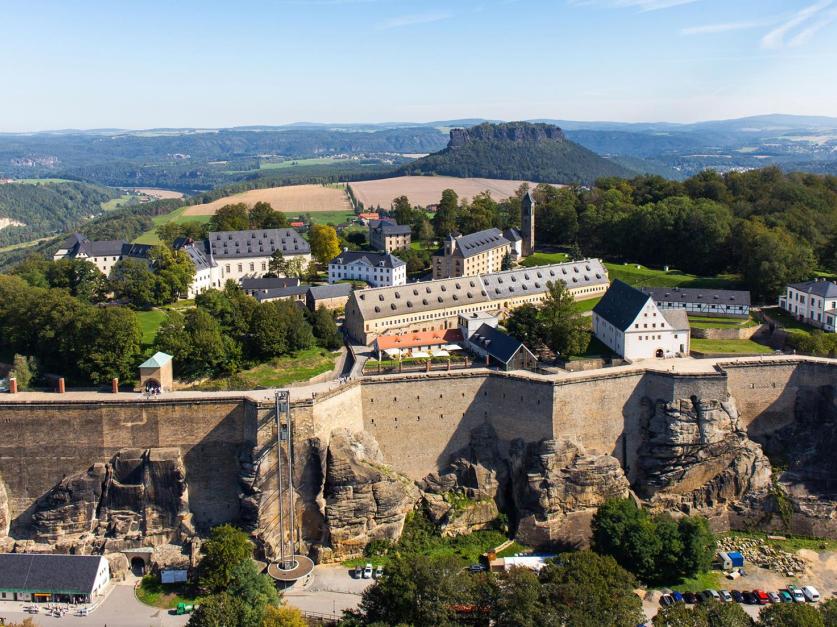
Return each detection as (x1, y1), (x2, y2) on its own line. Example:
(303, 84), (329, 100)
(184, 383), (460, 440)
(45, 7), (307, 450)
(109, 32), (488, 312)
(260, 157), (354, 170)
(0, 236), (53, 254)
(691, 338), (773, 355)
(101, 193), (134, 211)
(764, 307), (816, 337)
(520, 251), (569, 267)
(687, 315), (757, 329)
(605, 262), (740, 290)
(572, 296), (601, 313)
(670, 570), (724, 593)
(10, 178), (75, 184)
(283, 210), (355, 225)
(136, 309), (167, 347)
(135, 575), (201, 609)
(568, 334), (617, 361)
(193, 347), (336, 390)
(496, 541), (531, 558)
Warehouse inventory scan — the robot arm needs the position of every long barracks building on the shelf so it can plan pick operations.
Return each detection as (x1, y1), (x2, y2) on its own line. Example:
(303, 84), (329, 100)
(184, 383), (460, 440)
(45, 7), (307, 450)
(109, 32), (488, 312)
(345, 259), (609, 345)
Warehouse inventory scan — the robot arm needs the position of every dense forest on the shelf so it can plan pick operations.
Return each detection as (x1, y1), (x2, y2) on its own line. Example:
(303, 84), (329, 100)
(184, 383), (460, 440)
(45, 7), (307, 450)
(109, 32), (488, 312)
(553, 168), (836, 301)
(0, 181), (118, 247)
(400, 122), (633, 184)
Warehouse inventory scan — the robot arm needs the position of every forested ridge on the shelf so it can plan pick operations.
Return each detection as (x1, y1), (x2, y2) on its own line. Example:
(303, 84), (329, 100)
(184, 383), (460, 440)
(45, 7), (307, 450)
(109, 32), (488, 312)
(400, 122), (633, 184)
(0, 181), (118, 247)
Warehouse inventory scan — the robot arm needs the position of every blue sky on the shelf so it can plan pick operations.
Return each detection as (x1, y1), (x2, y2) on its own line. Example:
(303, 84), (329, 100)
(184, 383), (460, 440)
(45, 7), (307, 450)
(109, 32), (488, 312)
(1, 0), (836, 130)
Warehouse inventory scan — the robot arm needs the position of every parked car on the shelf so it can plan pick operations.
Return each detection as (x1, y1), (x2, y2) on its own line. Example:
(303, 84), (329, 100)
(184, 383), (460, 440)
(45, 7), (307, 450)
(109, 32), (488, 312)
(768, 591), (780, 603)
(468, 564), (486, 573)
(719, 590), (733, 602)
(787, 585), (805, 603)
(753, 590), (770, 605)
(671, 591), (684, 603)
(730, 590), (744, 603)
(779, 590), (793, 603)
(707, 590), (721, 602)
(660, 594), (674, 607)
(802, 585), (821, 602)
(742, 591), (756, 604)
(683, 591), (698, 604)
(375, 565), (383, 578)
(363, 563), (373, 579)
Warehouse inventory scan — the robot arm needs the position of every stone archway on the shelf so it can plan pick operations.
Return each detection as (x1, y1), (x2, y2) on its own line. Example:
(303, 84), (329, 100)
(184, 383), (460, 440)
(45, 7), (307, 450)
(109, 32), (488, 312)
(122, 548), (153, 577)
(656, 349), (664, 358)
(130, 557), (146, 576)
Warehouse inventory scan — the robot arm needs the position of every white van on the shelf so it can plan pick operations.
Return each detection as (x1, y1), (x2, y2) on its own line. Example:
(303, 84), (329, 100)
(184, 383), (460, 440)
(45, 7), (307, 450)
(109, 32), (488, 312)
(802, 586), (821, 602)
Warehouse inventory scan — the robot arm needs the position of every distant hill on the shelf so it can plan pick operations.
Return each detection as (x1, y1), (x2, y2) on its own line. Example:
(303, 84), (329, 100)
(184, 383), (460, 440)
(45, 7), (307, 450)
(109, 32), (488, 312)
(398, 122), (633, 184)
(0, 181), (119, 247)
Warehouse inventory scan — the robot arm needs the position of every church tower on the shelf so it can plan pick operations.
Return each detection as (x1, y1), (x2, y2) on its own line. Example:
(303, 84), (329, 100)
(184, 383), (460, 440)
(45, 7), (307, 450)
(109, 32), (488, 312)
(521, 190), (535, 256)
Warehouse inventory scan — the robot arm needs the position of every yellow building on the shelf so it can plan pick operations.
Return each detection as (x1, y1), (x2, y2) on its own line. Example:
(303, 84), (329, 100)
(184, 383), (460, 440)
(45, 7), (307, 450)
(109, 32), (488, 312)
(345, 260), (609, 345)
(432, 228), (512, 279)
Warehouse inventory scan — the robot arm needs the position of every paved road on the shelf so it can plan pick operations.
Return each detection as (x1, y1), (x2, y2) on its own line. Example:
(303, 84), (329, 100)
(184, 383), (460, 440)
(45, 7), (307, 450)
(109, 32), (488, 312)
(0, 582), (190, 627)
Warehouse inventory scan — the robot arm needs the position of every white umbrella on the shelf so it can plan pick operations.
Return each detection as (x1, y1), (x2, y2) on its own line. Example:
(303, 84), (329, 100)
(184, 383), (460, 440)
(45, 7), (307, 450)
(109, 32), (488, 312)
(412, 351), (431, 358)
(384, 348), (402, 358)
(432, 349), (449, 357)
(442, 344), (462, 351)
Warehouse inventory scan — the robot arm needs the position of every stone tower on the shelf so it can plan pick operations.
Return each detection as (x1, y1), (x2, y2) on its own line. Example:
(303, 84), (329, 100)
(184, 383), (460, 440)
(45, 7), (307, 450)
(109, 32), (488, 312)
(521, 190), (535, 256)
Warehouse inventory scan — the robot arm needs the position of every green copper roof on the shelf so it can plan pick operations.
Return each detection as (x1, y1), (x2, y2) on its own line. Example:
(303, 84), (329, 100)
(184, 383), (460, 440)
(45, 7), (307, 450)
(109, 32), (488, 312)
(139, 351), (173, 369)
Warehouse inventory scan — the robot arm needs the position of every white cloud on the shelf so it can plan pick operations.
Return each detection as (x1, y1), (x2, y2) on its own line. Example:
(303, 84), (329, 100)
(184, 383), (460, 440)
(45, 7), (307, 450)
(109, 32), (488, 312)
(761, 0), (833, 49)
(681, 18), (776, 36)
(377, 12), (452, 29)
(787, 8), (837, 46)
(568, 0), (700, 11)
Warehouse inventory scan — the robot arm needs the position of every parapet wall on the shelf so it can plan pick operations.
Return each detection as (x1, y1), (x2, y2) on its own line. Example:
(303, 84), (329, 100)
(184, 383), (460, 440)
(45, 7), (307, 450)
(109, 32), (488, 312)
(0, 358), (833, 542)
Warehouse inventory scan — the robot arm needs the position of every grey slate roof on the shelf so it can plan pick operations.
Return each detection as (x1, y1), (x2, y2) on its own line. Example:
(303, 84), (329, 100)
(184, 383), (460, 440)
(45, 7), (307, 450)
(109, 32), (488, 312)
(208, 228), (310, 259)
(640, 286), (751, 307)
(241, 277), (301, 291)
(308, 283), (354, 300)
(661, 308), (690, 331)
(593, 279), (652, 332)
(788, 279), (837, 299)
(371, 221), (411, 236)
(89, 240), (130, 257)
(352, 259), (608, 321)
(503, 227), (522, 243)
(60, 233), (152, 260)
(255, 285), (310, 302)
(448, 228), (510, 258)
(173, 238), (216, 271)
(0, 553), (104, 594)
(329, 251), (406, 269)
(468, 323), (530, 364)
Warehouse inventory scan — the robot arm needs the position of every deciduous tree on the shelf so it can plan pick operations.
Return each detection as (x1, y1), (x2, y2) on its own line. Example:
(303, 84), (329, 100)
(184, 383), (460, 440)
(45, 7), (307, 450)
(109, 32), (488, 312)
(309, 224), (341, 264)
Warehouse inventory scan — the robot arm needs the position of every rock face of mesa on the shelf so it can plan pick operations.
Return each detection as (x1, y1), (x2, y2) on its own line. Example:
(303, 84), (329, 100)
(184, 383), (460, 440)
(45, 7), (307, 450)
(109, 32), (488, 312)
(637, 397), (772, 512)
(399, 121), (633, 184)
(0, 478), (9, 539)
(29, 448), (192, 550)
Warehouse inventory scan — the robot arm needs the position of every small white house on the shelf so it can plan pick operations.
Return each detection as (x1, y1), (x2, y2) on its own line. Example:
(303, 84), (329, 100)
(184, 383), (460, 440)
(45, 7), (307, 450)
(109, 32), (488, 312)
(0, 553), (110, 603)
(593, 280), (690, 361)
(327, 250), (406, 287)
(779, 279), (837, 332)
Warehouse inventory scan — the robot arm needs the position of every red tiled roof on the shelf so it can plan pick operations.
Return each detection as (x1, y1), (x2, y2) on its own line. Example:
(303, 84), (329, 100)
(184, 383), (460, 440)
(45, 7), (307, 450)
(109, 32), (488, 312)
(375, 328), (462, 350)
(358, 212), (380, 220)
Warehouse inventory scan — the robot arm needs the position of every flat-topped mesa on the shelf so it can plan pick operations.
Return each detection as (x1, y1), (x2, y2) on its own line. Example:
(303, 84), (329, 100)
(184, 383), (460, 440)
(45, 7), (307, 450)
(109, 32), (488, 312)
(449, 122), (566, 148)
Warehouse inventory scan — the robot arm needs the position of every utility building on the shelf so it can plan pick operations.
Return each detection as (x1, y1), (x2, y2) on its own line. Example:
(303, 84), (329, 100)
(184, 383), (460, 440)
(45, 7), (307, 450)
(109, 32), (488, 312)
(0, 553), (110, 604)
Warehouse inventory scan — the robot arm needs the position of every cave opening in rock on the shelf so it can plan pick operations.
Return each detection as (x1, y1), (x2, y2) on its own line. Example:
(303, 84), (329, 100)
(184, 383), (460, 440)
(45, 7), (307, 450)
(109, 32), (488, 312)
(131, 556), (146, 576)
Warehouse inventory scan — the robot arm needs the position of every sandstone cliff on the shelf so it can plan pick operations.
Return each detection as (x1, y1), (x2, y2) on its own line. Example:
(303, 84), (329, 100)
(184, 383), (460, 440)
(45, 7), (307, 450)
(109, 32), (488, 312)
(637, 396), (772, 512)
(30, 447), (192, 549)
(0, 477), (9, 538)
(320, 430), (419, 561)
(510, 438), (631, 547)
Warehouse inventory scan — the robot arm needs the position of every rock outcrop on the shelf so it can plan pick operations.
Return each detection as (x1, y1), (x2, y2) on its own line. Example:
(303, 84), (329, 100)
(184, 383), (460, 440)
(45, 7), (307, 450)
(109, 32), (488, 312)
(510, 438), (631, 547)
(0, 476), (9, 539)
(637, 397), (772, 512)
(321, 430), (418, 560)
(30, 448), (192, 548)
(422, 424), (507, 535)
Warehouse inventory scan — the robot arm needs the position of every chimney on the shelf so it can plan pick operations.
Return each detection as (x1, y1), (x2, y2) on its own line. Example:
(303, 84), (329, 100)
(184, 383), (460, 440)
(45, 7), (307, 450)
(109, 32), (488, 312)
(57, 377), (65, 394)
(9, 377), (17, 394)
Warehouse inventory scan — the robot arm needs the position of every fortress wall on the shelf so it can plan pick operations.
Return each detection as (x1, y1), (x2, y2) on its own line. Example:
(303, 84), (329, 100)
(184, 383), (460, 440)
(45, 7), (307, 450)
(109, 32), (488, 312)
(360, 374), (497, 480)
(0, 398), (250, 535)
(309, 384), (364, 443)
(723, 361), (837, 436)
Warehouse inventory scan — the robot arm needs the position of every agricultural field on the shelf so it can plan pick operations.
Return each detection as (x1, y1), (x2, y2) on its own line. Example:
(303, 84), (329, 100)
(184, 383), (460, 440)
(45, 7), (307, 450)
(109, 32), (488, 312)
(126, 188), (184, 200)
(259, 157), (355, 170)
(134, 206), (212, 245)
(181, 184), (351, 216)
(349, 175), (541, 209)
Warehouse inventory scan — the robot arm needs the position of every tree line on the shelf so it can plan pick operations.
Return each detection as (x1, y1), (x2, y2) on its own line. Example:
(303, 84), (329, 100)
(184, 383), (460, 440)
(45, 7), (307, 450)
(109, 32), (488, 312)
(155, 282), (340, 380)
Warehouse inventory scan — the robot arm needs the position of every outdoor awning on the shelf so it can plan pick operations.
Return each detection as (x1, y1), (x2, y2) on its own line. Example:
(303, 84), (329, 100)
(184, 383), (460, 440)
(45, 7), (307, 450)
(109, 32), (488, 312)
(442, 344), (462, 351)
(431, 349), (449, 357)
(412, 351), (430, 358)
(384, 348), (402, 358)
